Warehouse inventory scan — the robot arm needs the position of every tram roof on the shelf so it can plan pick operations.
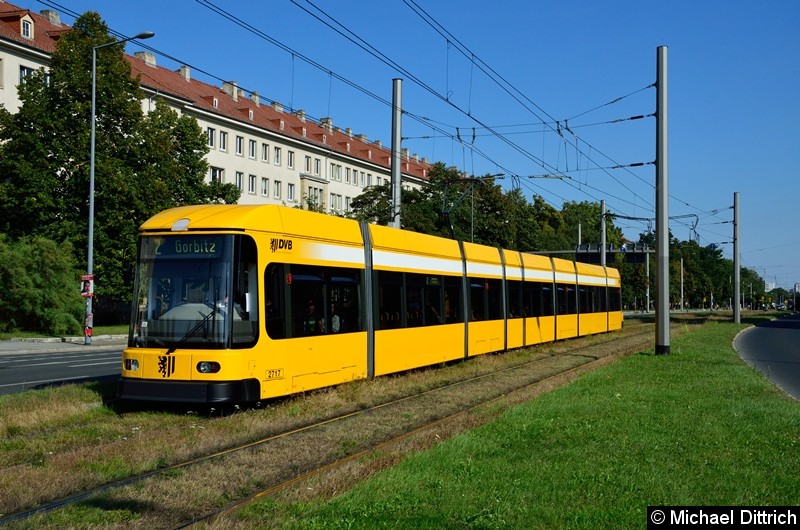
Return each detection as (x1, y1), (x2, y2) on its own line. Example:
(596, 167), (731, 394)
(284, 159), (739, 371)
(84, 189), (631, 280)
(140, 204), (364, 245)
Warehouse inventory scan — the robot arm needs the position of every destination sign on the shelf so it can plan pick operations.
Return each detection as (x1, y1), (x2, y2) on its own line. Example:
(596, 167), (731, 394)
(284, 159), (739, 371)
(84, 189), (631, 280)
(143, 235), (227, 259)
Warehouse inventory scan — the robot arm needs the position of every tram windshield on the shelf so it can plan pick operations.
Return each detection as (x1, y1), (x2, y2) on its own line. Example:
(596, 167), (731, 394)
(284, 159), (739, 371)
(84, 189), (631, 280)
(129, 234), (259, 349)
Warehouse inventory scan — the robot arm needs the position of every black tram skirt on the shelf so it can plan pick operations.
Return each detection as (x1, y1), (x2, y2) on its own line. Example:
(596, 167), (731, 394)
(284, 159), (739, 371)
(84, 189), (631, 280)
(117, 378), (260, 403)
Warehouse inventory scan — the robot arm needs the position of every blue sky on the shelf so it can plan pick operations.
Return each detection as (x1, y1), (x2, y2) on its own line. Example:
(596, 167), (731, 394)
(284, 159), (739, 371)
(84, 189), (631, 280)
(35, 0), (800, 290)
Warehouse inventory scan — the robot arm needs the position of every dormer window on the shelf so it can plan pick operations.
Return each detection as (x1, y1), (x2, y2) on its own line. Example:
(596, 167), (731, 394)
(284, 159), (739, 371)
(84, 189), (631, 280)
(21, 18), (33, 39)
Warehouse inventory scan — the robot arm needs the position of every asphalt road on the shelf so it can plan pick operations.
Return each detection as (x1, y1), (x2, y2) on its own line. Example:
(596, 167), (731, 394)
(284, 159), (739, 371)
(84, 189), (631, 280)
(0, 344), (123, 396)
(734, 313), (800, 400)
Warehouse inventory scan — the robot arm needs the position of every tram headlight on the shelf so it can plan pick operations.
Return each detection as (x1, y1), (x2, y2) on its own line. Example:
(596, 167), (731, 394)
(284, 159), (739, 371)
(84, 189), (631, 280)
(124, 359), (139, 372)
(196, 361), (221, 374)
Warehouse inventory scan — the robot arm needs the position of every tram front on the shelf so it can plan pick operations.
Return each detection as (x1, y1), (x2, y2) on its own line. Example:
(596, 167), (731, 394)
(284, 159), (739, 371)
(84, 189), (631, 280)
(118, 233), (260, 403)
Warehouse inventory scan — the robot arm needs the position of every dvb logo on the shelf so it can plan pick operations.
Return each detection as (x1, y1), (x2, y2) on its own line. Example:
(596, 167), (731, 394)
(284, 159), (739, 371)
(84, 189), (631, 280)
(270, 238), (293, 252)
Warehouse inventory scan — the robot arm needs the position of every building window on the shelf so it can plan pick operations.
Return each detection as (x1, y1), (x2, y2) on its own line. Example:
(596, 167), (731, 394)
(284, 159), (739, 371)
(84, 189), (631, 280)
(287, 183), (295, 202)
(314, 158), (321, 176)
(377, 177), (382, 186)
(345, 196), (351, 211)
(360, 171), (366, 187)
(248, 139), (256, 159)
(329, 193), (343, 212)
(261, 177), (269, 196)
(287, 150), (295, 169)
(367, 173), (372, 187)
(345, 168), (351, 184)
(219, 131), (228, 151)
(19, 65), (34, 84)
(329, 163), (342, 182)
(207, 127), (215, 148)
(21, 20), (32, 39)
(248, 174), (257, 194)
(235, 136), (244, 156)
(304, 156), (311, 173)
(236, 171), (244, 190)
(262, 143), (270, 163)
(307, 186), (324, 209)
(273, 180), (282, 199)
(274, 147), (282, 166)
(210, 167), (224, 183)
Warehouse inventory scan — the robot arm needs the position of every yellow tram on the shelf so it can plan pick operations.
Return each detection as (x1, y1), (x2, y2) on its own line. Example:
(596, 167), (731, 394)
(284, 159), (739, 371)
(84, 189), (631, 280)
(118, 205), (622, 403)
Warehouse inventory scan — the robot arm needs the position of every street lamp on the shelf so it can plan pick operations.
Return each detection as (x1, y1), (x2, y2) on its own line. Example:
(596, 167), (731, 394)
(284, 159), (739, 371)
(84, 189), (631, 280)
(85, 31), (154, 345)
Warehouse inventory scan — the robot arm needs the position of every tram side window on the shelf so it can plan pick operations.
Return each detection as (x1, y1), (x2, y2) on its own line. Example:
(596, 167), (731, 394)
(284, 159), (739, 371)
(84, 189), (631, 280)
(405, 274), (424, 327)
(265, 263), (286, 339)
(542, 284), (555, 316)
(507, 280), (523, 319)
(609, 287), (622, 312)
(523, 281), (554, 317)
(443, 276), (462, 323)
(377, 271), (403, 329)
(291, 266), (327, 336)
(579, 286), (591, 314)
(487, 278), (503, 320)
(469, 279), (486, 321)
(579, 285), (605, 314)
(596, 286), (608, 312)
(423, 276), (443, 326)
(556, 283), (577, 315)
(264, 263), (362, 339)
(232, 236), (259, 346)
(328, 271), (361, 334)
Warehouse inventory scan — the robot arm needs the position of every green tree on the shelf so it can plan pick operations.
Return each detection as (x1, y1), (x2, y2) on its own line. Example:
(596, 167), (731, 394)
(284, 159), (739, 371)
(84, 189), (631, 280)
(0, 12), (238, 308)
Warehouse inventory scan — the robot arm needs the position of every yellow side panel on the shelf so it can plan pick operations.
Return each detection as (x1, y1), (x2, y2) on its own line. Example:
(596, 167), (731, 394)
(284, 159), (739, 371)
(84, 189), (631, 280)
(467, 320), (504, 356)
(263, 333), (367, 396)
(609, 311), (623, 330)
(526, 316), (555, 345)
(506, 318), (524, 349)
(556, 315), (578, 340)
(579, 313), (608, 336)
(374, 324), (463, 376)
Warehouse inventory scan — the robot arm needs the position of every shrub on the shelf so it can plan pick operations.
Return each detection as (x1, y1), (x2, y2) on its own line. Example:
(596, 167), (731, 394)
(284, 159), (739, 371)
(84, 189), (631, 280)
(0, 235), (84, 335)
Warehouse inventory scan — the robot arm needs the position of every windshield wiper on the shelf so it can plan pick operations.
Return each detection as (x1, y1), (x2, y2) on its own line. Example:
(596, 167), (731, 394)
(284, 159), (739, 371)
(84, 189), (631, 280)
(166, 306), (221, 354)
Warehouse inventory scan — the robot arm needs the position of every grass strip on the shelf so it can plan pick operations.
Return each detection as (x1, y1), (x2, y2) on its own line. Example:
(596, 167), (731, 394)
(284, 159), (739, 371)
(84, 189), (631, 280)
(241, 320), (800, 529)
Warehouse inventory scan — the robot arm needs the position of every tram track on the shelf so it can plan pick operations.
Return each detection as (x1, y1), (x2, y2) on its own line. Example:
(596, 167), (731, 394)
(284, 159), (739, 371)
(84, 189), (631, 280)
(0, 325), (660, 529)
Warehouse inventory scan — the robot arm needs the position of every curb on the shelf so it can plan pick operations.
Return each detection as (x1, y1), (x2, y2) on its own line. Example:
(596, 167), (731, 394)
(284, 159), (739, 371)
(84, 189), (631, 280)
(9, 334), (127, 344)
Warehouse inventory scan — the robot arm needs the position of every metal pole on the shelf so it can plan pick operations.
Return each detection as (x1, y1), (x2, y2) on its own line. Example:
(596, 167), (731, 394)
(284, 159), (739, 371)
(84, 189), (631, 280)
(85, 46), (98, 345)
(390, 78), (402, 229)
(655, 46), (670, 354)
(680, 256), (684, 311)
(86, 32), (154, 345)
(646, 253), (651, 312)
(600, 200), (606, 267)
(733, 192), (741, 323)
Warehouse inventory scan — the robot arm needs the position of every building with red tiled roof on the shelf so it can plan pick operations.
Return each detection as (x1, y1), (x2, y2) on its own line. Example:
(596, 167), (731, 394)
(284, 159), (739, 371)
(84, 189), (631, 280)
(0, 1), (431, 212)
